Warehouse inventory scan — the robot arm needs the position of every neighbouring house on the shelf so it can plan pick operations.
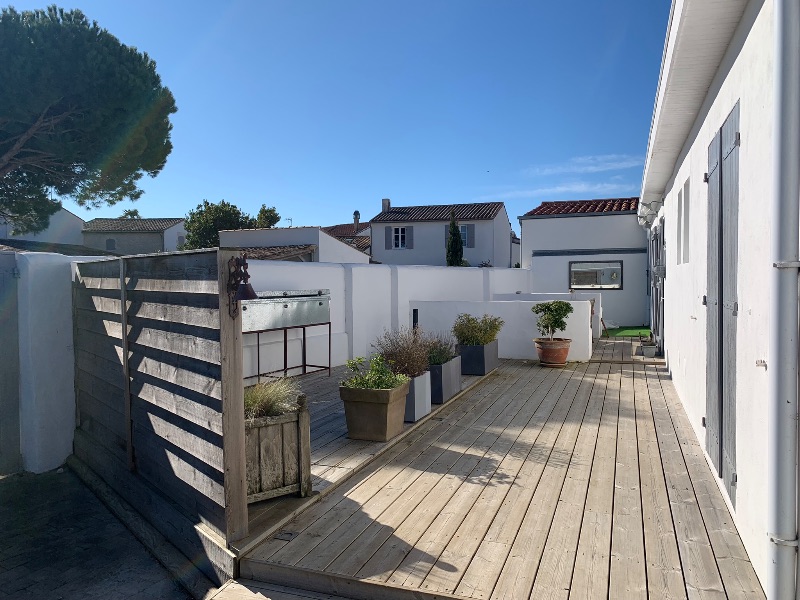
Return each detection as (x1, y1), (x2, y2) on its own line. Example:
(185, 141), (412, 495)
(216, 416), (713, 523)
(511, 231), (521, 266)
(322, 210), (371, 256)
(82, 218), (186, 254)
(1, 207), (85, 246)
(637, 0), (797, 595)
(219, 226), (370, 264)
(370, 198), (514, 267)
(518, 198), (647, 326)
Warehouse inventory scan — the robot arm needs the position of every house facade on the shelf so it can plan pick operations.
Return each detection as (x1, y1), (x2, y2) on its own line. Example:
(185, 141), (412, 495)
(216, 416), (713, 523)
(638, 0), (798, 595)
(519, 198), (648, 326)
(322, 212), (371, 256)
(370, 199), (513, 267)
(219, 226), (370, 264)
(1, 207), (85, 246)
(82, 218), (186, 254)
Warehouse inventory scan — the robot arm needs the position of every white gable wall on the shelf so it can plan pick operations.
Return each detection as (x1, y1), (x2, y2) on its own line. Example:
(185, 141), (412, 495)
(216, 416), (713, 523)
(219, 227), (369, 264)
(163, 221), (187, 251)
(0, 208), (84, 246)
(652, 0), (773, 588)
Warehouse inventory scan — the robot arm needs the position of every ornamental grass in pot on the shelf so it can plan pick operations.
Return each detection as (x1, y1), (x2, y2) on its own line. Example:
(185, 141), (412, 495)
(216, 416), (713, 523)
(340, 355), (410, 442)
(452, 313), (504, 375)
(244, 377), (312, 502)
(426, 332), (461, 404)
(373, 327), (432, 422)
(532, 300), (574, 367)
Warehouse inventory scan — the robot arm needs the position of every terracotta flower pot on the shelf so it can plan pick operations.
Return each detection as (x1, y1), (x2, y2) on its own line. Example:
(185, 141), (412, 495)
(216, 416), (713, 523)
(534, 338), (571, 367)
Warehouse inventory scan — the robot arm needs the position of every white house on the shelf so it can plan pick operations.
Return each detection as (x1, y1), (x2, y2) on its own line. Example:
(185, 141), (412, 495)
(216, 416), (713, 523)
(519, 198), (648, 327)
(219, 226), (370, 264)
(370, 199), (514, 267)
(322, 211), (371, 256)
(638, 0), (799, 596)
(82, 218), (186, 254)
(1, 207), (85, 246)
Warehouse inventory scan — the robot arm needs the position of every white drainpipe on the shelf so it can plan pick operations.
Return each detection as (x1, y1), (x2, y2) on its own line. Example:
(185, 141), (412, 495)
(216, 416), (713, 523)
(769, 0), (800, 597)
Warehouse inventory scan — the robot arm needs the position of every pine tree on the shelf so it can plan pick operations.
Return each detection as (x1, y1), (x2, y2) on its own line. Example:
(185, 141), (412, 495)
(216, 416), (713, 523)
(446, 208), (463, 266)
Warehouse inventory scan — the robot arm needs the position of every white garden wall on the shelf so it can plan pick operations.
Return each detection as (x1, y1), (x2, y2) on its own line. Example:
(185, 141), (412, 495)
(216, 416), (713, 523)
(494, 292), (603, 339)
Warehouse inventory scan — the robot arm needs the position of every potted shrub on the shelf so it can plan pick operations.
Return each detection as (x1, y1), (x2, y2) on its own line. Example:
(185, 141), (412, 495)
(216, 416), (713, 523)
(532, 300), (574, 367)
(426, 332), (461, 404)
(373, 327), (431, 422)
(452, 313), (504, 375)
(244, 378), (312, 503)
(339, 355), (410, 441)
(641, 333), (658, 358)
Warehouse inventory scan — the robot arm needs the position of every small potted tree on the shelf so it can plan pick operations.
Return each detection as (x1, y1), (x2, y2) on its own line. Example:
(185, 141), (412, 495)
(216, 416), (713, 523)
(244, 378), (312, 503)
(339, 355), (410, 441)
(452, 313), (504, 375)
(426, 332), (461, 404)
(373, 327), (431, 422)
(532, 300), (574, 367)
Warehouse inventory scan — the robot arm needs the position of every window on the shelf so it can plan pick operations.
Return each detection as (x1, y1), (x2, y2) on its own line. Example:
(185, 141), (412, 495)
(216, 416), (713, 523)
(393, 227), (406, 249)
(676, 189), (683, 264)
(106, 238), (116, 251)
(459, 225), (469, 247)
(569, 261), (622, 289)
(177, 235), (185, 247)
(682, 179), (690, 263)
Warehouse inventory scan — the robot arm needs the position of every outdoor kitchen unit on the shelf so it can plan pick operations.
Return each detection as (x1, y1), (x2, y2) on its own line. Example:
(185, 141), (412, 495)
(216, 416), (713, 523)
(242, 289), (331, 380)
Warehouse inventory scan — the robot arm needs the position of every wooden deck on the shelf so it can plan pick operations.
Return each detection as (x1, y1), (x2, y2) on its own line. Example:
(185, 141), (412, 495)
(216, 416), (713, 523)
(242, 348), (763, 599)
(590, 336), (666, 365)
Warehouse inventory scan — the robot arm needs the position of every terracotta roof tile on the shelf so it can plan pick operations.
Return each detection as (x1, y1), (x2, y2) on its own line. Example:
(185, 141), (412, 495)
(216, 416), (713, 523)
(83, 218), (184, 232)
(238, 245), (316, 261)
(322, 223), (370, 237)
(524, 197), (639, 217)
(370, 202), (504, 223)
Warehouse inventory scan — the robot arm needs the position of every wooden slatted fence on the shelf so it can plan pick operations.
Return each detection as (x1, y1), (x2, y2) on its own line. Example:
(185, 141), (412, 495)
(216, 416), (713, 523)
(72, 249), (246, 584)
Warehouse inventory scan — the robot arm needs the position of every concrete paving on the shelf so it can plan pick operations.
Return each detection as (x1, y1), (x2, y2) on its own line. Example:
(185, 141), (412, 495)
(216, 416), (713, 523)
(0, 469), (192, 600)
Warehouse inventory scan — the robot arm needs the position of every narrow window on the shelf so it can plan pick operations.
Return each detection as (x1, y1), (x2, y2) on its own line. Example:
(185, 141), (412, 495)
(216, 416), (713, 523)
(106, 238), (116, 251)
(676, 189), (683, 265)
(459, 224), (469, 247)
(177, 235), (185, 247)
(393, 226), (406, 249)
(569, 261), (623, 289)
(682, 179), (690, 263)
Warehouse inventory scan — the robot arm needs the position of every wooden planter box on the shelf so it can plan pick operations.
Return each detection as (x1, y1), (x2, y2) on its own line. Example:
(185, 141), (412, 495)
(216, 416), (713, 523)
(404, 372), (431, 422)
(340, 381), (410, 442)
(458, 339), (499, 375)
(245, 395), (312, 504)
(430, 356), (462, 404)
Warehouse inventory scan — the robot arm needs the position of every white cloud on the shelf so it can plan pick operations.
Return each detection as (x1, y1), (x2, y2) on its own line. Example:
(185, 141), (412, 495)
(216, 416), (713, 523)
(524, 154), (643, 177)
(476, 180), (639, 201)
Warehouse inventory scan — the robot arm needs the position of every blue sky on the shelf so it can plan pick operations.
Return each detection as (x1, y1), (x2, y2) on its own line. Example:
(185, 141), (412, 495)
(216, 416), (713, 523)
(13, 1), (670, 233)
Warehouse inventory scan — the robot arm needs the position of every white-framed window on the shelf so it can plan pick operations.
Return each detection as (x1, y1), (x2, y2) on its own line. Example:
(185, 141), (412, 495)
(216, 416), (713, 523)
(676, 189), (683, 264)
(569, 260), (623, 289)
(393, 226), (406, 249)
(459, 225), (469, 247)
(682, 178), (690, 263)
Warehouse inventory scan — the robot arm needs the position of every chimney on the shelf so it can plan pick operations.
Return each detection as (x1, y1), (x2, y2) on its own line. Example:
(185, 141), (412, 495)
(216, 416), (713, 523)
(353, 210), (360, 234)
(382, 198), (391, 213)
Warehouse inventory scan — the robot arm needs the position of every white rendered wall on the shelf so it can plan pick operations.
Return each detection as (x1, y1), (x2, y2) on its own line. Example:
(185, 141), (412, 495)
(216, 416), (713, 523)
(530, 253), (648, 327)
(650, 0), (772, 587)
(512, 242), (521, 267)
(16, 253), (97, 473)
(412, 300), (593, 362)
(316, 230), (370, 264)
(220, 227), (368, 264)
(162, 221), (187, 251)
(495, 292), (603, 339)
(492, 206), (513, 268)
(0, 208), (84, 245)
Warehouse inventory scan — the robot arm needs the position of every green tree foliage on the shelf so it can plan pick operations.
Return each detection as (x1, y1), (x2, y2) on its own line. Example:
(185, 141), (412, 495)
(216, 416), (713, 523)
(532, 300), (574, 340)
(254, 204), (280, 229)
(446, 208), (463, 266)
(0, 6), (177, 233)
(119, 208), (142, 219)
(182, 200), (280, 249)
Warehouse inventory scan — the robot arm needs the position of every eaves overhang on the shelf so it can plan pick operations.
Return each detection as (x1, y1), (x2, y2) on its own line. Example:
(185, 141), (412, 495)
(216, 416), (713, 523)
(638, 0), (749, 228)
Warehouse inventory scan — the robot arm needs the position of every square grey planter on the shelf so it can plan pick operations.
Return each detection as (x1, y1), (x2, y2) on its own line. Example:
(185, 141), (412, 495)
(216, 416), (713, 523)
(459, 339), (499, 375)
(405, 371), (432, 422)
(430, 356), (462, 404)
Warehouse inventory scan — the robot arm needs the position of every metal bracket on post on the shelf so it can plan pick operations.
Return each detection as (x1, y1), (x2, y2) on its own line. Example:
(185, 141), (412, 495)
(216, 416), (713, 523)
(773, 261), (800, 268)
(769, 534), (799, 548)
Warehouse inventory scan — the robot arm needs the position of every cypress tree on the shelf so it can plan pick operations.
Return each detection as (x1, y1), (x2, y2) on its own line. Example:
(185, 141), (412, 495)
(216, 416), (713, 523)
(446, 208), (463, 266)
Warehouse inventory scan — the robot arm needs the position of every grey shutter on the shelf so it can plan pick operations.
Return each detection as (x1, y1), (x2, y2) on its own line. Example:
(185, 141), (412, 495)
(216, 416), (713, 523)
(466, 224), (475, 248)
(705, 128), (722, 477)
(385, 226), (392, 250)
(720, 102), (739, 505)
(406, 226), (414, 249)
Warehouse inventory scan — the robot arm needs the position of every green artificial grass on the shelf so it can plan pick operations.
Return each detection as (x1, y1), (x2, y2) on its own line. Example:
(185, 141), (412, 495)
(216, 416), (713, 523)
(604, 326), (651, 338)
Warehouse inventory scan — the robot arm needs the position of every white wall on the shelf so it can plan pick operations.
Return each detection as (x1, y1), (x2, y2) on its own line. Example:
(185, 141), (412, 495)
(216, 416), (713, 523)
(0, 208), (85, 246)
(163, 221), (187, 251)
(492, 206), (513, 268)
(650, 0), (772, 587)
(520, 212), (645, 269)
(511, 242), (521, 267)
(494, 292), (603, 339)
(16, 253), (98, 473)
(530, 252), (649, 327)
(220, 227), (369, 264)
(412, 300), (593, 362)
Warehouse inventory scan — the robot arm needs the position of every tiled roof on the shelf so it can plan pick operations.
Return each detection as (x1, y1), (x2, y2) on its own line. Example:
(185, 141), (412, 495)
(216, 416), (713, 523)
(0, 239), (116, 256)
(370, 202), (504, 223)
(341, 236), (371, 252)
(323, 223), (370, 237)
(524, 197), (639, 217)
(238, 245), (316, 261)
(83, 218), (184, 232)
